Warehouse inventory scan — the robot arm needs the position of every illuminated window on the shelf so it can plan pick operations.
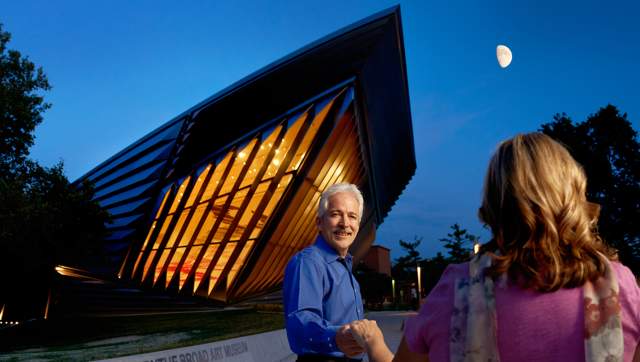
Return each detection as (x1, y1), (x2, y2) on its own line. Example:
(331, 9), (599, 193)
(180, 245), (202, 290)
(250, 174), (293, 239)
(193, 244), (219, 293)
(240, 125), (282, 189)
(131, 86), (362, 302)
(165, 247), (185, 288)
(227, 240), (255, 288)
(169, 176), (192, 214)
(201, 153), (233, 202)
(220, 141), (256, 196)
(209, 242), (237, 295)
(185, 165), (212, 207)
(180, 203), (207, 247)
(230, 182), (269, 241)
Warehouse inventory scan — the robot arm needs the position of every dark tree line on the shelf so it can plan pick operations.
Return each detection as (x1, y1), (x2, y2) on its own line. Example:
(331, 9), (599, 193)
(0, 24), (109, 320)
(388, 224), (478, 302)
(541, 105), (639, 274)
(390, 105), (639, 302)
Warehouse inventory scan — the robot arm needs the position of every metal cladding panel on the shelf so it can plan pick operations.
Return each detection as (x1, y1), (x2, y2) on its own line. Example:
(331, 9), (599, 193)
(358, 15), (415, 222)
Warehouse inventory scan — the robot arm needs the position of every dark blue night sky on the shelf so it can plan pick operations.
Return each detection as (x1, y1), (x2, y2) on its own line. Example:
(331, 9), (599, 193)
(3, 0), (639, 259)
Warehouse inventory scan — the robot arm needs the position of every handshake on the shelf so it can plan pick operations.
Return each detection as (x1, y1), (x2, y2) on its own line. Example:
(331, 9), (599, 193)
(336, 319), (389, 359)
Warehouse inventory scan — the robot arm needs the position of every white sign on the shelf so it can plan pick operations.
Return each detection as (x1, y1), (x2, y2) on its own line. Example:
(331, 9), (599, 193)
(96, 329), (294, 362)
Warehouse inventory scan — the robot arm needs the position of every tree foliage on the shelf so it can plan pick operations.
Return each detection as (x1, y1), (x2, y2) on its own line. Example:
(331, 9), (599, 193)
(540, 105), (640, 273)
(440, 223), (478, 263)
(391, 224), (481, 301)
(391, 236), (423, 281)
(0, 23), (51, 175)
(0, 24), (109, 320)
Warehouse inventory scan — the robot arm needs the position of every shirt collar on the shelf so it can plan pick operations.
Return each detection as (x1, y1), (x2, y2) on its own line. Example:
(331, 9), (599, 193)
(314, 234), (352, 264)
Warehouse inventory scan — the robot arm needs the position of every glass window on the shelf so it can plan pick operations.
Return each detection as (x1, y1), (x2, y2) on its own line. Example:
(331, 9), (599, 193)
(141, 250), (157, 282)
(219, 140), (257, 196)
(180, 245), (202, 290)
(194, 196), (227, 245)
(230, 181), (269, 241)
(193, 244), (219, 293)
(185, 165), (212, 207)
(208, 242), (237, 294)
(154, 248), (172, 284)
(212, 188), (248, 242)
(201, 153), (233, 202)
(179, 203), (207, 247)
(164, 209), (190, 250)
(251, 174), (293, 239)
(240, 126), (282, 189)
(272, 112), (306, 172)
(168, 176), (192, 214)
(166, 247), (185, 288)
(151, 186), (173, 220)
(151, 214), (174, 250)
(287, 97), (337, 173)
(226, 240), (255, 288)
(132, 220), (157, 277)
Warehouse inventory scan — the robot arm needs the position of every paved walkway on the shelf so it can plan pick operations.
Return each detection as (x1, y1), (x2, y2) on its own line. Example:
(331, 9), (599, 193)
(0, 310), (418, 361)
(365, 310), (417, 354)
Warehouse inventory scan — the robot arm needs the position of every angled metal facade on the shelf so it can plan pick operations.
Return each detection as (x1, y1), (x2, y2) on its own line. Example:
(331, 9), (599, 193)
(77, 7), (415, 303)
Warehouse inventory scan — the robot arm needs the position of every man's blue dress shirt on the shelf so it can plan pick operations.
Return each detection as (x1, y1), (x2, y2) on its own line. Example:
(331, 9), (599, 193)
(283, 235), (364, 357)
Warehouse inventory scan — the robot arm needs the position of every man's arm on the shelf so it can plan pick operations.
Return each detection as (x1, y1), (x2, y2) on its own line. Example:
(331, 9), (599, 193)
(284, 254), (348, 355)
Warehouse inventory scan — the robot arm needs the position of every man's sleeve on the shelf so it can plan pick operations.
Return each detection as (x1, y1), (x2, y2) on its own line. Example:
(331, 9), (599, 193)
(283, 254), (341, 355)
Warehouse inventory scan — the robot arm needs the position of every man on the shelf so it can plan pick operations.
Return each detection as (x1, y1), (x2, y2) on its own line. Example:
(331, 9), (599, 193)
(283, 183), (366, 362)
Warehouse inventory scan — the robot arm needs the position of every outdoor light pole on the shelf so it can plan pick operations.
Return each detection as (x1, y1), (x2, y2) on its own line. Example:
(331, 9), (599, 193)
(391, 278), (396, 304)
(416, 265), (422, 301)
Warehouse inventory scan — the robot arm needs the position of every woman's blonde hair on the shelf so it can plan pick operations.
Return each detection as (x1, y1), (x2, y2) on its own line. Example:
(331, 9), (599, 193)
(479, 133), (615, 291)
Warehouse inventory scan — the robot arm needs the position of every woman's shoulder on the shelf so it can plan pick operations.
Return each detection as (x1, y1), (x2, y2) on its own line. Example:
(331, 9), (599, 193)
(611, 261), (639, 289)
(441, 261), (470, 279)
(611, 261), (639, 295)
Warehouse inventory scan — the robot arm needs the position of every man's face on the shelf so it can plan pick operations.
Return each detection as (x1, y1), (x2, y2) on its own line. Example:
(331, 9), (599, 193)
(316, 192), (361, 257)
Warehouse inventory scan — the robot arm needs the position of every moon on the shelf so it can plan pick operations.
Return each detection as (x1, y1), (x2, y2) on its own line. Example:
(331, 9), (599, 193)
(496, 45), (512, 68)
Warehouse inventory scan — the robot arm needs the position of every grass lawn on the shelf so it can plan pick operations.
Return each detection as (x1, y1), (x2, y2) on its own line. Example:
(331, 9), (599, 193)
(0, 308), (284, 361)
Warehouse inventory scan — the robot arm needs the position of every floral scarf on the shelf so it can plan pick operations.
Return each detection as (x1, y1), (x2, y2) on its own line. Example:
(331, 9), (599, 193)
(449, 253), (623, 362)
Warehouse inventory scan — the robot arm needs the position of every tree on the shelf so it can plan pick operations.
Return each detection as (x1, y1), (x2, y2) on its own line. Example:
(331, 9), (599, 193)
(541, 105), (640, 274)
(440, 223), (478, 263)
(0, 23), (51, 176)
(0, 24), (109, 320)
(391, 236), (423, 281)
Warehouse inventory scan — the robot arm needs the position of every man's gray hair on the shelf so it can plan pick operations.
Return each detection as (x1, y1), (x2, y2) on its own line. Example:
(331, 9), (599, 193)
(317, 183), (364, 221)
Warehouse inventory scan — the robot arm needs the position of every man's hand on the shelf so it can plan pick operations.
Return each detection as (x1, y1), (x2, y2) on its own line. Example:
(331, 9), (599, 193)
(336, 324), (365, 357)
(350, 320), (395, 362)
(349, 319), (384, 349)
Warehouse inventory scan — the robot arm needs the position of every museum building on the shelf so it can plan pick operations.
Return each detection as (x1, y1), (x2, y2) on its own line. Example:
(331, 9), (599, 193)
(76, 6), (415, 304)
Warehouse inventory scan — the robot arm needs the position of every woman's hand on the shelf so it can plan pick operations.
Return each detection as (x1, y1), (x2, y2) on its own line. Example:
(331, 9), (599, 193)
(349, 319), (394, 362)
(349, 319), (384, 348)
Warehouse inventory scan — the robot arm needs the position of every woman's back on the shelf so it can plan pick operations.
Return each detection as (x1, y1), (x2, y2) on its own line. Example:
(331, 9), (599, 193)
(405, 262), (640, 361)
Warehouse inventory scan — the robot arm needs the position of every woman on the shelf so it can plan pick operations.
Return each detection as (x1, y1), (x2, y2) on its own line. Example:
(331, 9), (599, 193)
(350, 133), (640, 361)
